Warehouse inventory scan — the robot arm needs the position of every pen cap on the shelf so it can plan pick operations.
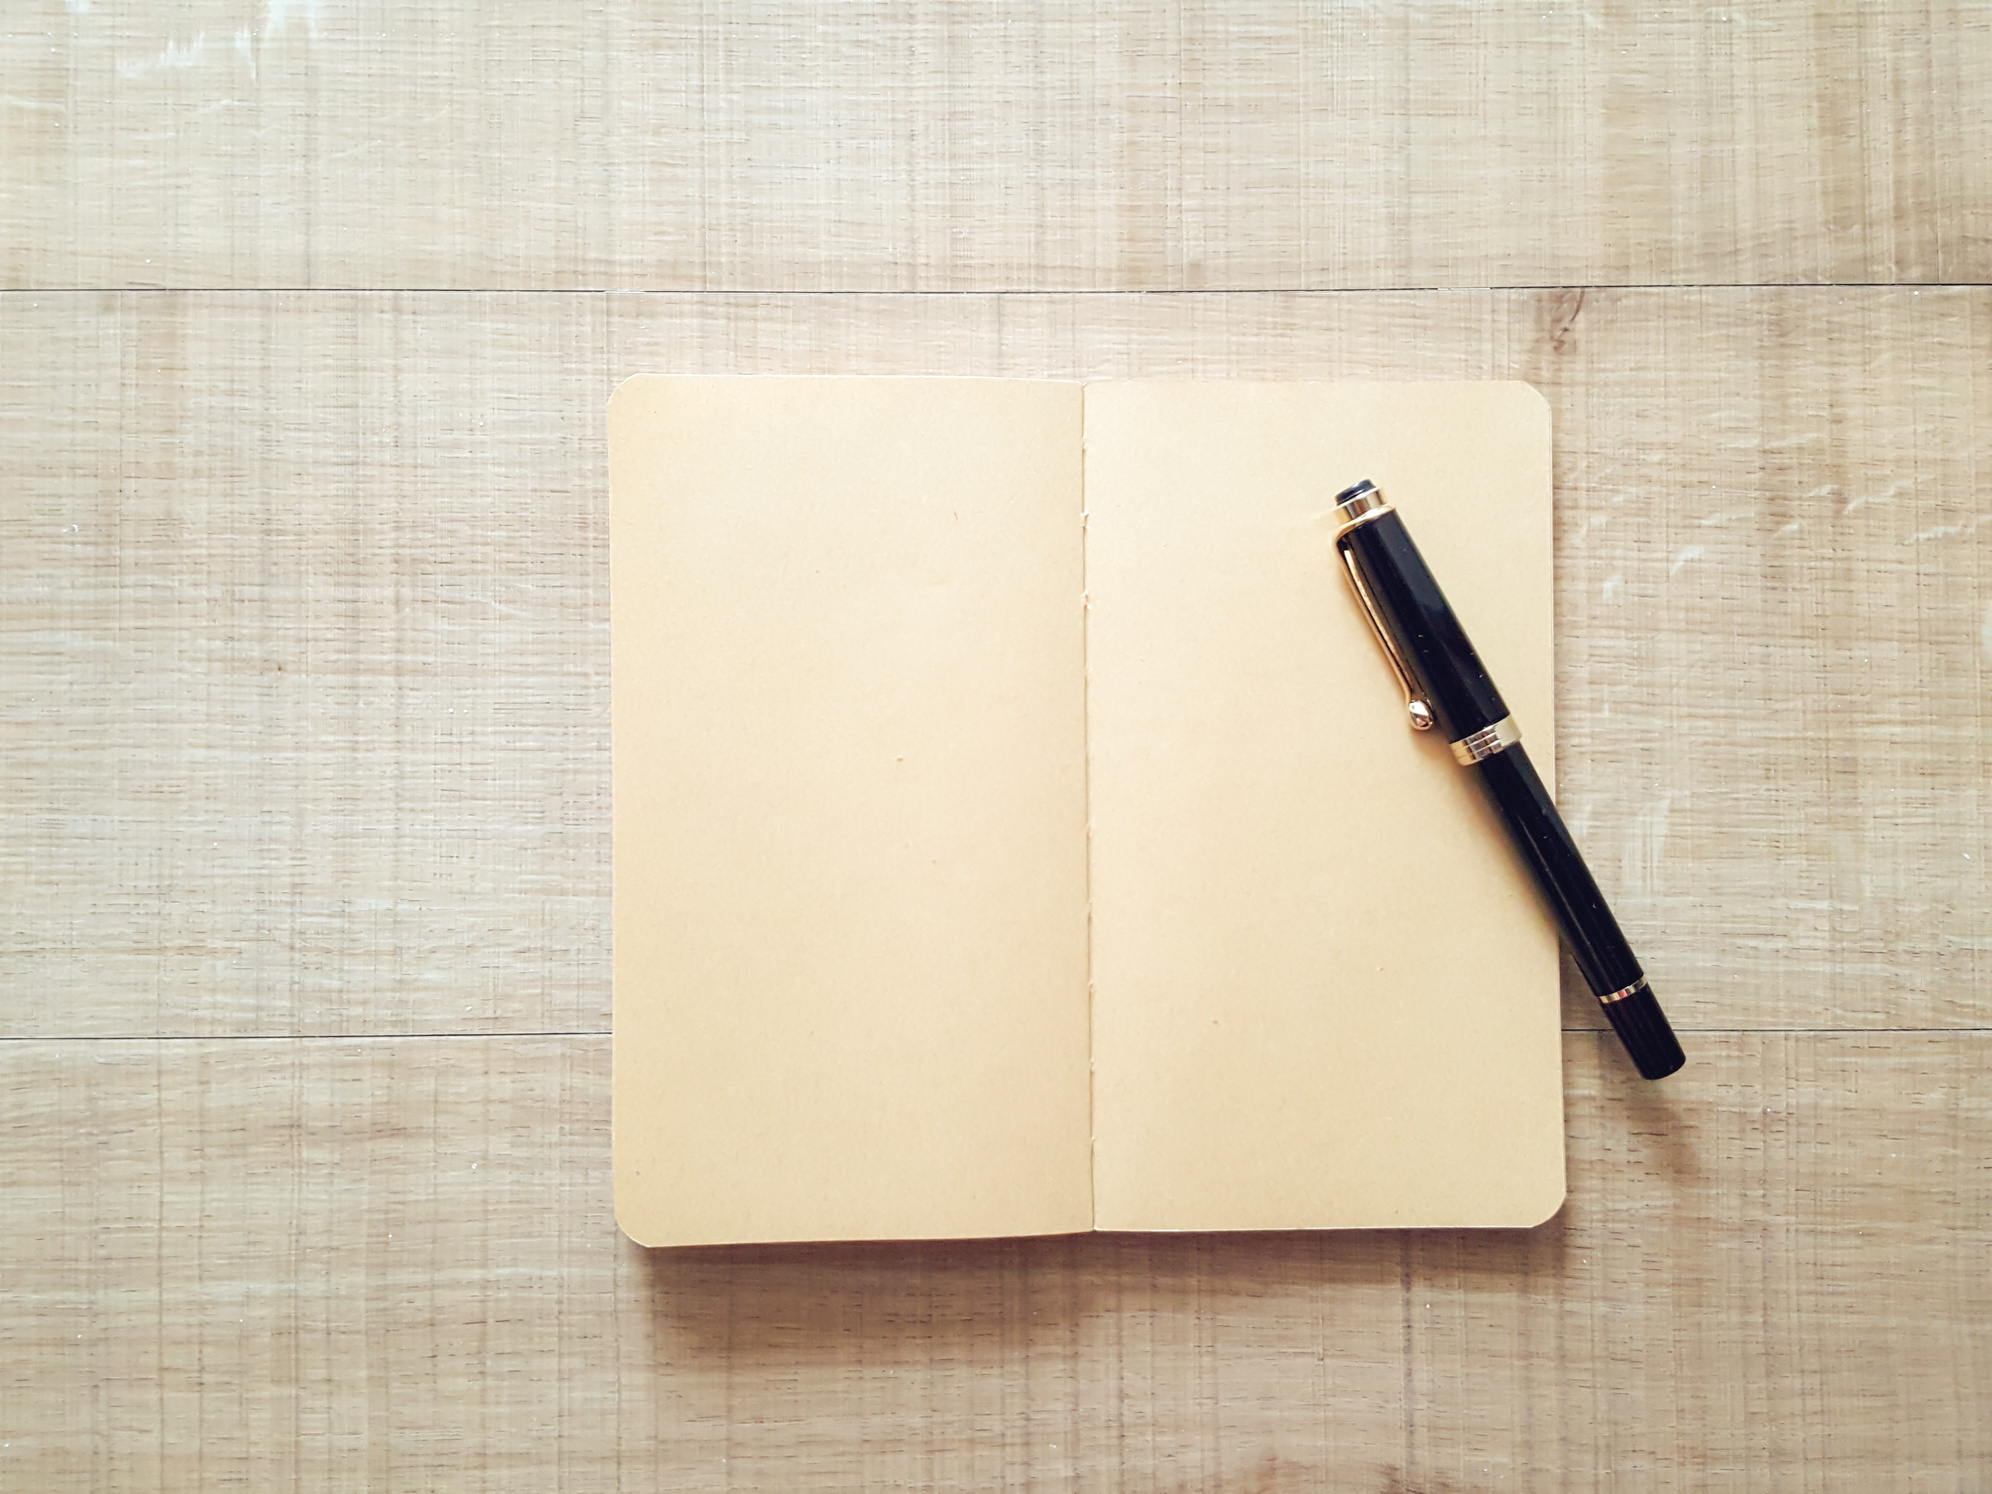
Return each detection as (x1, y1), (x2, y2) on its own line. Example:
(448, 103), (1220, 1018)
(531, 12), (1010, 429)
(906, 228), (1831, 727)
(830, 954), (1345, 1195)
(1333, 487), (1510, 742)
(1601, 983), (1686, 1080)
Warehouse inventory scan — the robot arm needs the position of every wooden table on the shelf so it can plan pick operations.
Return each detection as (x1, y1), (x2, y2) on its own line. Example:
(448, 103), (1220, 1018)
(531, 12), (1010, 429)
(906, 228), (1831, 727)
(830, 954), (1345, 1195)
(4, 5), (1988, 1488)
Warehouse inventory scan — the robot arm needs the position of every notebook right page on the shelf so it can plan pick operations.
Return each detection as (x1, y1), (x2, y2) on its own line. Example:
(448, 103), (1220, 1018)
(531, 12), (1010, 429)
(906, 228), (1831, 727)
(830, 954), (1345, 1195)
(1084, 382), (1566, 1231)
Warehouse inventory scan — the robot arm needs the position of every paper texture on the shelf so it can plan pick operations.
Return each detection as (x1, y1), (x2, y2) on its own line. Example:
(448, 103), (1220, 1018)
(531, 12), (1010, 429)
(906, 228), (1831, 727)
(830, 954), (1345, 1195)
(611, 376), (1564, 1245)
(610, 377), (1094, 1248)
(1084, 382), (1564, 1229)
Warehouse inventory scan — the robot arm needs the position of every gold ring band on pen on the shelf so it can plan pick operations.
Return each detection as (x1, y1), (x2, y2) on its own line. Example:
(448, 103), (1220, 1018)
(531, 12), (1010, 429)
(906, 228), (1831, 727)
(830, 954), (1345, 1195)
(1600, 977), (1649, 1005)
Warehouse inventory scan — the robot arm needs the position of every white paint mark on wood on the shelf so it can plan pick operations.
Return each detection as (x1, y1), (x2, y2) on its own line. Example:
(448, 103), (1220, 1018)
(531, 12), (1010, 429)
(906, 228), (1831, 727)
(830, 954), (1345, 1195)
(264, 0), (322, 41)
(1844, 478), (1913, 515)
(1911, 516), (1986, 544)
(1624, 792), (1676, 895)
(117, 34), (211, 80)
(1670, 545), (1705, 576)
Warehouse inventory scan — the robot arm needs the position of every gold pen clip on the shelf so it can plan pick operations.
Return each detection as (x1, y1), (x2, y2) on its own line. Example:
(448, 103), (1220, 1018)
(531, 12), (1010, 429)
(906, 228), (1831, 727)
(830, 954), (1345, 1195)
(1335, 526), (1436, 733)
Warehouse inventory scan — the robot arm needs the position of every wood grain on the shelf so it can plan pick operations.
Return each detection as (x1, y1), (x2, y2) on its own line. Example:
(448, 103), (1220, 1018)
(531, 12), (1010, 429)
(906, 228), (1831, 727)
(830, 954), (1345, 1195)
(4, 290), (1985, 1037)
(3, 2), (1987, 291)
(0, 293), (613, 1038)
(2, 1033), (1985, 1490)
(4, 3), (1989, 1481)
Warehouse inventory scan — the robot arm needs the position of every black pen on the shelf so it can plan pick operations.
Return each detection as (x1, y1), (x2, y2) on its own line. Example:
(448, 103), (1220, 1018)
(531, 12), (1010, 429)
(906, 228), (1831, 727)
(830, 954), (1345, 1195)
(1332, 479), (1685, 1080)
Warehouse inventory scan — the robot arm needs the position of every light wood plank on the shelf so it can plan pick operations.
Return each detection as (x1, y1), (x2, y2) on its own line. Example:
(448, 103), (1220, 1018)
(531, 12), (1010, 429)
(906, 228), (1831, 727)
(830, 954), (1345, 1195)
(0, 292), (612, 1037)
(4, 289), (1984, 1036)
(3, 2), (1986, 291)
(3, 4), (1985, 1485)
(1, 1033), (1985, 1488)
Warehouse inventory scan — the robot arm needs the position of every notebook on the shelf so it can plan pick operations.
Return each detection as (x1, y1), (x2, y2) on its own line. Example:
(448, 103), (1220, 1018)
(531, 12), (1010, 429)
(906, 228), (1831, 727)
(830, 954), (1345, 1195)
(610, 377), (1563, 1247)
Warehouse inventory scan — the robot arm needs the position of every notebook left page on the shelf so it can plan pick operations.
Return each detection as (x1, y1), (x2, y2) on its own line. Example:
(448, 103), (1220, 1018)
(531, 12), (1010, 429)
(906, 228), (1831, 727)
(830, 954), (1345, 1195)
(610, 377), (1093, 1247)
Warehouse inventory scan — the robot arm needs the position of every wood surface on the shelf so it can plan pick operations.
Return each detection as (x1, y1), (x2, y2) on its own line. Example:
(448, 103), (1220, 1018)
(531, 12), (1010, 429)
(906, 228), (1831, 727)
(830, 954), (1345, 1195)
(5, 1035), (1987, 1490)
(4, 2), (1991, 1489)
(4, 2), (1989, 290)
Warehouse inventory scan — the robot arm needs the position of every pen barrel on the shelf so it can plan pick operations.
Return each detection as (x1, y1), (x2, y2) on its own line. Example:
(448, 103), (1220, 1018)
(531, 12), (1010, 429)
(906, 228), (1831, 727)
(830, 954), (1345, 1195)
(1338, 510), (1509, 741)
(1474, 745), (1686, 1080)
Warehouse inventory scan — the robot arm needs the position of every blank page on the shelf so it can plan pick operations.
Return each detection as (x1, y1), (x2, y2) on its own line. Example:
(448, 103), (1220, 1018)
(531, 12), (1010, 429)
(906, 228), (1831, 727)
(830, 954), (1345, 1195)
(610, 377), (1093, 1247)
(1084, 382), (1566, 1231)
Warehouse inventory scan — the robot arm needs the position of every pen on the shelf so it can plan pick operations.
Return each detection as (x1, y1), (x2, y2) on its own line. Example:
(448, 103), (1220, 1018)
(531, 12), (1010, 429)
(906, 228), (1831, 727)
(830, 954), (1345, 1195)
(1332, 479), (1686, 1080)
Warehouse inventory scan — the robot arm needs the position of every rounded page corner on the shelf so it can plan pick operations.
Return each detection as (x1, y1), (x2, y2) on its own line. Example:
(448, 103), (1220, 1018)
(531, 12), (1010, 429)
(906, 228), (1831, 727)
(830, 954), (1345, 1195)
(612, 1188), (670, 1250)
(1515, 1169), (1569, 1230)
(1487, 378), (1552, 427)
(607, 372), (666, 423)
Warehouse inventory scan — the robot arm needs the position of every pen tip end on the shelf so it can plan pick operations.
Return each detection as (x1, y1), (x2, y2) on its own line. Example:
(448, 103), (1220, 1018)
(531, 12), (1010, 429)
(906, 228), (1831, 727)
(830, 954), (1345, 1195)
(1334, 479), (1378, 509)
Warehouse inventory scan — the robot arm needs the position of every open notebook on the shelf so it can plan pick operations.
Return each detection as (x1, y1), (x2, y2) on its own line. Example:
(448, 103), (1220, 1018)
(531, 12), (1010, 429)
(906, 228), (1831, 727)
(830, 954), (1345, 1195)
(610, 378), (1564, 1247)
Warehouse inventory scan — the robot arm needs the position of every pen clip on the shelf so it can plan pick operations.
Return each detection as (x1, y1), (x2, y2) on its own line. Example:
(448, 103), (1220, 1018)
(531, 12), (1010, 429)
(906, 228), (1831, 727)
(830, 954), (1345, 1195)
(1336, 538), (1436, 732)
